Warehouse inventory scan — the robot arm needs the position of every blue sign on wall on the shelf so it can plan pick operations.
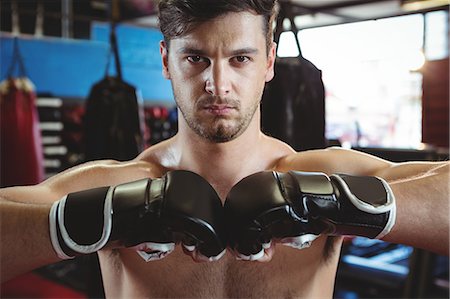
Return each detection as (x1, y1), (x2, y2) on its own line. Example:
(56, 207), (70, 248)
(0, 24), (174, 103)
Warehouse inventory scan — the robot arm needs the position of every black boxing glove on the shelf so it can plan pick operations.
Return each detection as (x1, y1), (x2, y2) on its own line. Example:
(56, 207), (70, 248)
(49, 170), (226, 262)
(224, 171), (396, 260)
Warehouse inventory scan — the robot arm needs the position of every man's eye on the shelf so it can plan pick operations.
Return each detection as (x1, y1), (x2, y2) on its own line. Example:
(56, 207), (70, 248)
(235, 56), (250, 63)
(187, 56), (205, 63)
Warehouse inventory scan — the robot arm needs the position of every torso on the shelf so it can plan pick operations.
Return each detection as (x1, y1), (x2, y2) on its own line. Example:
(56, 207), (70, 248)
(100, 236), (340, 298)
(95, 136), (344, 298)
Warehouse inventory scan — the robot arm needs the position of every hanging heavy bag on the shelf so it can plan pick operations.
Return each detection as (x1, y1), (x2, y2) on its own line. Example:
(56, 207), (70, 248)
(83, 26), (145, 162)
(262, 12), (326, 151)
(0, 37), (44, 187)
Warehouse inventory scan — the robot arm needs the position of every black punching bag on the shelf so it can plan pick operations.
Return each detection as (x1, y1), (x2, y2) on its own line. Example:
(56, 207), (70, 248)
(84, 25), (144, 162)
(261, 56), (326, 151)
(262, 8), (326, 152)
(84, 77), (144, 161)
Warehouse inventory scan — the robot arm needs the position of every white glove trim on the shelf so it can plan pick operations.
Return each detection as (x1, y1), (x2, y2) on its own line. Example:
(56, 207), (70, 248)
(331, 175), (395, 214)
(236, 248), (265, 261)
(136, 242), (176, 262)
(375, 201), (396, 239)
(281, 234), (319, 250)
(49, 198), (74, 260)
(58, 187), (114, 254)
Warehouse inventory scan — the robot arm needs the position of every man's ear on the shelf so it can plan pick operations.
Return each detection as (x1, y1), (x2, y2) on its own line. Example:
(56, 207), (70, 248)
(160, 40), (170, 79)
(265, 42), (276, 83)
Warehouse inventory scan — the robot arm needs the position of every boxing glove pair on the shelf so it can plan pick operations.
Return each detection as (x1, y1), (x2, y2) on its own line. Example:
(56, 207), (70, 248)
(49, 170), (396, 262)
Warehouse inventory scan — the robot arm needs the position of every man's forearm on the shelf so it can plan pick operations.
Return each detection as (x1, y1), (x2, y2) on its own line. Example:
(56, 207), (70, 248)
(0, 199), (60, 282)
(381, 162), (449, 255)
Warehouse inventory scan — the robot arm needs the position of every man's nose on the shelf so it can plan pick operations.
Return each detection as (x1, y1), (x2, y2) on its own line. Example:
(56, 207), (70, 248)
(205, 62), (231, 97)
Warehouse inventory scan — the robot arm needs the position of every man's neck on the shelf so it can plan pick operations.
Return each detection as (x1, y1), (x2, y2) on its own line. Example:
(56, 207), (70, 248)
(172, 116), (269, 197)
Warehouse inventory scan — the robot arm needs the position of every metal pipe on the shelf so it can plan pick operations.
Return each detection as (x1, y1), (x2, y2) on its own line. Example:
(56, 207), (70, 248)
(61, 0), (73, 38)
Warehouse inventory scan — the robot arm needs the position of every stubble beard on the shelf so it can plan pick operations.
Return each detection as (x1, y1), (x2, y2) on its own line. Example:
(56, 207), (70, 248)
(176, 95), (260, 143)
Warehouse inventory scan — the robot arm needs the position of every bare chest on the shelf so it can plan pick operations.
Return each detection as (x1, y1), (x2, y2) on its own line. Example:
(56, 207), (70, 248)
(99, 236), (340, 298)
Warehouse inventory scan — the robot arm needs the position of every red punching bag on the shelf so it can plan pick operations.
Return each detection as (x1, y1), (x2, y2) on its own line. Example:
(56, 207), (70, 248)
(0, 38), (44, 187)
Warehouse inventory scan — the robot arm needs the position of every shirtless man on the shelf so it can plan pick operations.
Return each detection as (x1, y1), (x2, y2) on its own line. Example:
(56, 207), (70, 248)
(1, 0), (449, 298)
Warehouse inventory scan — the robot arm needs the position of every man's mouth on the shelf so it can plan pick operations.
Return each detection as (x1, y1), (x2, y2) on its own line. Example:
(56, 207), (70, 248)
(203, 104), (236, 116)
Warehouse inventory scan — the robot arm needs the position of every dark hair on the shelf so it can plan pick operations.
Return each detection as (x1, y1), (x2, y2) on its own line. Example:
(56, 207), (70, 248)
(158, 0), (278, 53)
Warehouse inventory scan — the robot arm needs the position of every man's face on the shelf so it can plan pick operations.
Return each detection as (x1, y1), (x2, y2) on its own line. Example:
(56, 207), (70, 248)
(160, 11), (276, 143)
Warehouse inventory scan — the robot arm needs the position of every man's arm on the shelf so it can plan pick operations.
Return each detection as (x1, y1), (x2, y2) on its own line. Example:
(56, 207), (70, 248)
(0, 191), (59, 282)
(1, 160), (227, 282)
(0, 159), (156, 282)
(375, 161), (449, 255)
(278, 147), (449, 255)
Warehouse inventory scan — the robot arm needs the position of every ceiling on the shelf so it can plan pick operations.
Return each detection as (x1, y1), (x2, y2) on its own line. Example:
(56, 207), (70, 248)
(280, 0), (449, 29)
(130, 0), (449, 30)
(0, 0), (448, 38)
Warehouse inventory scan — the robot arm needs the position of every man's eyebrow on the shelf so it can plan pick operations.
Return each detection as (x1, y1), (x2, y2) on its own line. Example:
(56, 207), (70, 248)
(229, 48), (259, 56)
(176, 47), (260, 56)
(177, 47), (207, 55)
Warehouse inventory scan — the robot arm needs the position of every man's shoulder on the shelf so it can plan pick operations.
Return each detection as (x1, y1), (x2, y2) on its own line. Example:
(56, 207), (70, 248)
(275, 147), (331, 172)
(275, 147), (359, 174)
(275, 146), (391, 175)
(135, 140), (172, 174)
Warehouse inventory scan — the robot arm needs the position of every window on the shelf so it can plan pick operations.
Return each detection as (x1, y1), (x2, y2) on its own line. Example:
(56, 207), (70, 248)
(425, 10), (449, 60)
(277, 12), (448, 148)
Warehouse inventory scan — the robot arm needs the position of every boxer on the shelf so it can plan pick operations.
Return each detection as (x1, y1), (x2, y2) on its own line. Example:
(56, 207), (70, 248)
(1, 1), (448, 298)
